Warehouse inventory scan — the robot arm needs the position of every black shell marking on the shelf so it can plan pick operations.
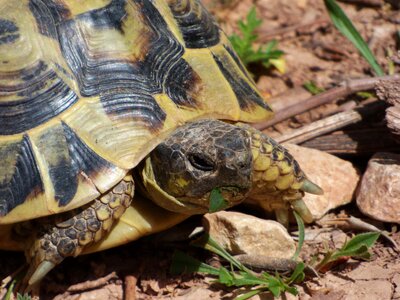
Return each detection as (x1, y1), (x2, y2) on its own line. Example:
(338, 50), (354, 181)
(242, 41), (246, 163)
(213, 53), (272, 112)
(29, 0), (71, 38)
(0, 19), (20, 45)
(164, 58), (201, 107)
(61, 123), (117, 206)
(0, 61), (79, 135)
(35, 123), (119, 207)
(139, 0), (202, 107)
(168, 0), (220, 49)
(100, 89), (167, 126)
(224, 45), (252, 82)
(0, 135), (44, 216)
(84, 0), (128, 31)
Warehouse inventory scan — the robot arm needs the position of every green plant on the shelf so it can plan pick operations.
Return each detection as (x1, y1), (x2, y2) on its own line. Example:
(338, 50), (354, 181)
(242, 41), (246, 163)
(323, 0), (384, 76)
(16, 294), (31, 300)
(229, 7), (285, 73)
(315, 232), (380, 272)
(303, 81), (326, 95)
(209, 188), (229, 213)
(171, 234), (305, 300)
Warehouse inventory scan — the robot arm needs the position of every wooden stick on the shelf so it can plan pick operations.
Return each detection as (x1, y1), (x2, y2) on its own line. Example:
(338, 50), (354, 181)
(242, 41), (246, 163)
(254, 74), (400, 131)
(274, 99), (385, 144)
(337, 0), (383, 7)
(301, 127), (397, 154)
(257, 17), (329, 41)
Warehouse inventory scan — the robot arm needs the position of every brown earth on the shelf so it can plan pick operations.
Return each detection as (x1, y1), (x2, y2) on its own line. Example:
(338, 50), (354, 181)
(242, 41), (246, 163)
(1, 0), (400, 299)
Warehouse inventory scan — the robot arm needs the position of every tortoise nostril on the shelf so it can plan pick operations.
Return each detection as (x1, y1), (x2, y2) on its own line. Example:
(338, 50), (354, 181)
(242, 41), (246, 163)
(238, 161), (247, 170)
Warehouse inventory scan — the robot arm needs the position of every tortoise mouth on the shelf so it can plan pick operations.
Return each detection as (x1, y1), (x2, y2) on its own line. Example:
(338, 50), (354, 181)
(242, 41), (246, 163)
(175, 185), (250, 213)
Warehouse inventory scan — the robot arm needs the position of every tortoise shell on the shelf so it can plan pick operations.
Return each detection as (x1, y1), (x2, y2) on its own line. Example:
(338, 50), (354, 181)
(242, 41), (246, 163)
(0, 0), (273, 224)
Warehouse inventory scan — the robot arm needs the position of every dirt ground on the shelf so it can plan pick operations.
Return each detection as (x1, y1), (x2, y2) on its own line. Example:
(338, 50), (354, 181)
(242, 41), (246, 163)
(1, 0), (400, 299)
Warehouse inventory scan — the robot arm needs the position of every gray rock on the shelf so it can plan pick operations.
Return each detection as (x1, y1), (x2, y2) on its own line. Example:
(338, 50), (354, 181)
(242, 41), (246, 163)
(284, 144), (360, 220)
(202, 211), (296, 258)
(357, 152), (400, 223)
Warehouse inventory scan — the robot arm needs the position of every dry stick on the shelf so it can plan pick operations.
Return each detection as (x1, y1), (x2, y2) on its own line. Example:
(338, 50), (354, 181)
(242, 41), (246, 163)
(302, 127), (397, 154)
(337, 0), (383, 7)
(275, 99), (385, 144)
(124, 275), (138, 300)
(257, 17), (329, 42)
(254, 74), (400, 131)
(66, 272), (118, 292)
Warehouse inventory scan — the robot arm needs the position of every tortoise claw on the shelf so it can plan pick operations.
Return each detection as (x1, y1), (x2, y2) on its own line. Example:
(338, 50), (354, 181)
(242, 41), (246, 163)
(292, 199), (314, 224)
(275, 208), (289, 228)
(301, 179), (323, 195)
(28, 261), (56, 287)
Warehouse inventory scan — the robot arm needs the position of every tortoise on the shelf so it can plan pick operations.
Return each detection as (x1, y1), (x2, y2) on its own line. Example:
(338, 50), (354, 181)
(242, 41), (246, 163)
(0, 0), (322, 289)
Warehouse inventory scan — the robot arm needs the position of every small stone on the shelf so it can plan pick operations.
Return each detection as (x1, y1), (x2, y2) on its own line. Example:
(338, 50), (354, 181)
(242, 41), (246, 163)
(356, 152), (400, 223)
(202, 211), (296, 258)
(284, 144), (360, 219)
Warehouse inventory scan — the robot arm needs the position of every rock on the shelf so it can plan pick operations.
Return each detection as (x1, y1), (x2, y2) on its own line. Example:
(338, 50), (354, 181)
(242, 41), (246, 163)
(202, 211), (296, 258)
(283, 144), (360, 219)
(357, 152), (400, 223)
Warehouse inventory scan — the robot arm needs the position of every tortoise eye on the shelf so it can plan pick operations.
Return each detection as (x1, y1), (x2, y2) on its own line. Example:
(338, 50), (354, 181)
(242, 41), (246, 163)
(188, 153), (215, 171)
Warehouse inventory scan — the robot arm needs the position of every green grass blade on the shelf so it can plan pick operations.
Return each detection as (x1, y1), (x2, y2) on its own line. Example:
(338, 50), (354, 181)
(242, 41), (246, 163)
(324, 0), (384, 76)
(170, 251), (220, 276)
(234, 288), (266, 300)
(292, 211), (305, 261)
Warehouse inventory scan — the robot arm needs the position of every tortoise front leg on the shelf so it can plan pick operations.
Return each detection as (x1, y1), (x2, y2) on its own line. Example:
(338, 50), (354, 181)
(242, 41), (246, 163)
(24, 174), (134, 288)
(236, 123), (323, 226)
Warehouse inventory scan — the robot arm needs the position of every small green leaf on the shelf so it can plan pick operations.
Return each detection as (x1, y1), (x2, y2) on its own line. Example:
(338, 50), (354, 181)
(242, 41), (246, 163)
(287, 262), (306, 284)
(303, 81), (325, 95)
(230, 271), (269, 287)
(209, 188), (229, 213)
(193, 234), (246, 271)
(331, 245), (371, 261)
(331, 232), (380, 260)
(228, 7), (284, 72)
(267, 276), (283, 297)
(234, 288), (266, 300)
(170, 251), (220, 275)
(218, 266), (235, 286)
(4, 279), (17, 300)
(341, 232), (380, 252)
(16, 294), (31, 300)
(292, 211), (305, 261)
(324, 0), (384, 76)
(356, 91), (374, 99)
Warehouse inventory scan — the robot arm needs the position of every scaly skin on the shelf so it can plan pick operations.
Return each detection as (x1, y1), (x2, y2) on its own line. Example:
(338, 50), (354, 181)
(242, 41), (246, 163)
(148, 119), (322, 222)
(238, 123), (321, 225)
(21, 174), (134, 287)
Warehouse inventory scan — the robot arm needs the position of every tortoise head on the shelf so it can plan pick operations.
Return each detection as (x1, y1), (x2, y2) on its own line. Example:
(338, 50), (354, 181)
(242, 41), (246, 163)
(143, 119), (253, 214)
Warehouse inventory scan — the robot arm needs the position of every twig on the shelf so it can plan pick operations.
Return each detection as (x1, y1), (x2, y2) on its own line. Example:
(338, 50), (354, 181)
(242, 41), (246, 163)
(257, 17), (329, 41)
(234, 255), (319, 277)
(66, 272), (117, 292)
(254, 74), (400, 131)
(275, 99), (385, 144)
(124, 275), (138, 300)
(337, 0), (383, 7)
(301, 127), (397, 154)
(321, 216), (399, 250)
(269, 87), (312, 112)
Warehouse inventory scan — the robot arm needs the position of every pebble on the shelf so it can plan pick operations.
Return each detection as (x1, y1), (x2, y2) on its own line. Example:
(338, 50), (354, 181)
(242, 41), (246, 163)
(202, 211), (296, 258)
(357, 152), (400, 223)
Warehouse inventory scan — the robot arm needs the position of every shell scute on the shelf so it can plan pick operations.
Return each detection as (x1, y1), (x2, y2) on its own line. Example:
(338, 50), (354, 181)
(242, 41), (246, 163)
(0, 135), (44, 217)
